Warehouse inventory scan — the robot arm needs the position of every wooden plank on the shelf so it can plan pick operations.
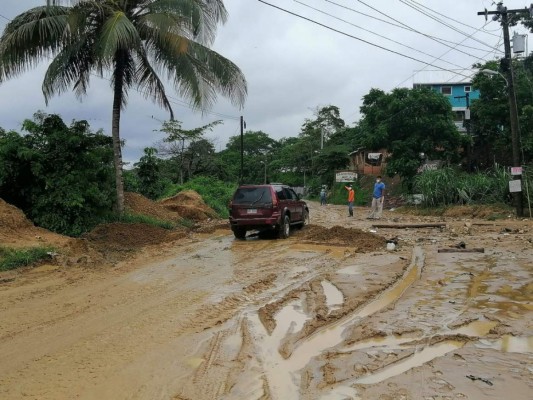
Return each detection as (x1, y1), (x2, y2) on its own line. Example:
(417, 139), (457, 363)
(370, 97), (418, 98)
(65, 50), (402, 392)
(437, 248), (485, 253)
(371, 223), (446, 229)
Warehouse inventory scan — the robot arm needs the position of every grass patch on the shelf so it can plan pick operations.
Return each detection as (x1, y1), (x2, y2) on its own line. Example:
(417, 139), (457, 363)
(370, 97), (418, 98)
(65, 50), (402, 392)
(177, 218), (195, 229)
(0, 246), (54, 271)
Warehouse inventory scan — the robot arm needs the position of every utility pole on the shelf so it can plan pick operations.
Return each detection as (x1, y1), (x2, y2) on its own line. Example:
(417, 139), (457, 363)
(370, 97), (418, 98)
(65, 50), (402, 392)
(240, 116), (245, 185)
(478, 3), (529, 217)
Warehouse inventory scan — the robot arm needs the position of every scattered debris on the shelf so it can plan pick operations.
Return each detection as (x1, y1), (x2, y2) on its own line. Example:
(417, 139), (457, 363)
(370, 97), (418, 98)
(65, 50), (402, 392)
(438, 248), (485, 253)
(372, 223), (446, 229)
(466, 375), (493, 386)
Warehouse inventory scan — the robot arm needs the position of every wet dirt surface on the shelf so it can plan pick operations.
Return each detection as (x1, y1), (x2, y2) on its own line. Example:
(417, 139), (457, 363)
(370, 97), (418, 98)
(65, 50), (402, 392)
(0, 201), (532, 399)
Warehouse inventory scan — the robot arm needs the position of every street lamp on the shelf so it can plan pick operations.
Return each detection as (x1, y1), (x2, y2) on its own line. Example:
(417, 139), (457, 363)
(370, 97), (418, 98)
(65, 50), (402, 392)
(480, 69), (508, 85)
(480, 67), (523, 216)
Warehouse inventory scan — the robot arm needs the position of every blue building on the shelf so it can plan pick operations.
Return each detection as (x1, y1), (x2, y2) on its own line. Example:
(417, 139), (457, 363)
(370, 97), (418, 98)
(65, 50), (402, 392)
(413, 81), (480, 133)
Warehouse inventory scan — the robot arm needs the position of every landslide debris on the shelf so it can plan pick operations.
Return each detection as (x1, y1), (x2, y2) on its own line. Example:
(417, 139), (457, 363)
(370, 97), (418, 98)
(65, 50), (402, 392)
(161, 190), (218, 221)
(296, 225), (385, 251)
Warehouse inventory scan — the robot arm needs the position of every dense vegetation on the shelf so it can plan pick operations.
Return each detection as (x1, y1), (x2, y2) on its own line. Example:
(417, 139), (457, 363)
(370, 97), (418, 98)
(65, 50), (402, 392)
(0, 113), (116, 236)
(4, 59), (533, 237)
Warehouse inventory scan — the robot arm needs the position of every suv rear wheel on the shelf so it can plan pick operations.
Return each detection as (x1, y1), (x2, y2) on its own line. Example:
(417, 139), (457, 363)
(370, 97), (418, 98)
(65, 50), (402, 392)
(302, 210), (310, 227)
(233, 228), (246, 240)
(278, 214), (290, 239)
(295, 210), (309, 230)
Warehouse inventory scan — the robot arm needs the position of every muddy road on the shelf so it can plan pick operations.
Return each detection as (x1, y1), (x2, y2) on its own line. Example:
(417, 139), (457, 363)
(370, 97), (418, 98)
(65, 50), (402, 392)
(0, 202), (531, 399)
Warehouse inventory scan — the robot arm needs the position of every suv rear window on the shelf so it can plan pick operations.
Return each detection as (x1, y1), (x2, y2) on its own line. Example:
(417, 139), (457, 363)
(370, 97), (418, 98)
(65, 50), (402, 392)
(233, 187), (273, 205)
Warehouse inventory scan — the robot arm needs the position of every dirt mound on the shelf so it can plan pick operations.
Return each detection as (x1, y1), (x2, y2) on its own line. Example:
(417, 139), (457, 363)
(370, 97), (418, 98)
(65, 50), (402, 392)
(297, 225), (385, 251)
(125, 192), (182, 222)
(83, 223), (188, 253)
(0, 198), (72, 249)
(442, 204), (511, 219)
(0, 198), (33, 230)
(161, 190), (218, 221)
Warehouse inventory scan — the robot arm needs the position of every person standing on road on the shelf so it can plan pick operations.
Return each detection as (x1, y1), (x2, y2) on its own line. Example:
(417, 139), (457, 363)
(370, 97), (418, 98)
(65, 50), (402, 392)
(320, 186), (327, 206)
(345, 184), (355, 217)
(368, 176), (385, 219)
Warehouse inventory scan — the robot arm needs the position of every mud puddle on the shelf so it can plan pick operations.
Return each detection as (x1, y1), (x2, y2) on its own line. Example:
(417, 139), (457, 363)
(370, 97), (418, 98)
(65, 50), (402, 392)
(321, 280), (344, 312)
(248, 247), (424, 399)
(476, 335), (533, 353)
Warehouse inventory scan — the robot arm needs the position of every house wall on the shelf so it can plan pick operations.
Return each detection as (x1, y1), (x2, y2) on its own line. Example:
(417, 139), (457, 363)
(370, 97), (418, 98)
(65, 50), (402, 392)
(349, 149), (389, 176)
(414, 83), (480, 107)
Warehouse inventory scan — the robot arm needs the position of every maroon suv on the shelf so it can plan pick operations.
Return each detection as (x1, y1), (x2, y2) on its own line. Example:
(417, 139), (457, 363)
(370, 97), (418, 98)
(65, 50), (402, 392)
(229, 184), (309, 239)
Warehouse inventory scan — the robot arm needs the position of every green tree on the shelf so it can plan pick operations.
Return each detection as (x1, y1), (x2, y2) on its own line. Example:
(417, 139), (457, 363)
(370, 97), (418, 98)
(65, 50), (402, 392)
(470, 59), (533, 166)
(0, 112), (115, 236)
(134, 147), (165, 200)
(221, 131), (280, 184)
(0, 0), (247, 214)
(358, 87), (463, 186)
(156, 119), (221, 184)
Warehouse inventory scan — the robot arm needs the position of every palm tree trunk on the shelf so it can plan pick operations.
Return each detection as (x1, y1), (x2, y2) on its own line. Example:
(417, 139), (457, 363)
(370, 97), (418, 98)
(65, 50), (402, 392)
(112, 65), (125, 214)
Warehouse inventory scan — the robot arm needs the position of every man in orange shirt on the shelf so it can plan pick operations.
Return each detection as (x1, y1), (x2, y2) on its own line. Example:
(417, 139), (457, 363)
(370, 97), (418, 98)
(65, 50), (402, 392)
(345, 184), (355, 217)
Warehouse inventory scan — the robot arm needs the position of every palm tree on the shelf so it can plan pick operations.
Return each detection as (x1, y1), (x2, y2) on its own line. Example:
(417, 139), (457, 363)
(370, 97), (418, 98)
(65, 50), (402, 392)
(0, 0), (247, 213)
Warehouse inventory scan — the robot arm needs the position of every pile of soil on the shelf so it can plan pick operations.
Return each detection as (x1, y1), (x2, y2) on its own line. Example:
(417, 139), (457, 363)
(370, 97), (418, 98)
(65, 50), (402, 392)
(161, 190), (218, 221)
(442, 204), (511, 219)
(125, 192), (182, 222)
(0, 198), (71, 249)
(298, 225), (385, 251)
(83, 223), (188, 254)
(0, 198), (33, 230)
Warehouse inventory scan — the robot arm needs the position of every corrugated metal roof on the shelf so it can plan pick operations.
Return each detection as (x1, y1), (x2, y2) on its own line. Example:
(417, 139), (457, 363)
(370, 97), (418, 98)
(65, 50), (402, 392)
(412, 69), (477, 84)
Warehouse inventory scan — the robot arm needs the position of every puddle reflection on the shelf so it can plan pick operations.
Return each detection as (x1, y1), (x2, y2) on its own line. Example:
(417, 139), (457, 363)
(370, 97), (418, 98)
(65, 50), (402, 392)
(476, 335), (533, 353)
(355, 340), (464, 384)
(322, 281), (344, 312)
(336, 265), (364, 275)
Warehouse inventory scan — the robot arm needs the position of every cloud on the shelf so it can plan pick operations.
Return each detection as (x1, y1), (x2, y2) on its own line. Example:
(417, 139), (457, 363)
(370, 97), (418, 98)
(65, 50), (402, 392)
(0, 0), (528, 163)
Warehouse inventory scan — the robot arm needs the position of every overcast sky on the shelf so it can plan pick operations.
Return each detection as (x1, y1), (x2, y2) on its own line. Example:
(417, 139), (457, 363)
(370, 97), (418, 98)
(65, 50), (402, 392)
(0, 0), (531, 164)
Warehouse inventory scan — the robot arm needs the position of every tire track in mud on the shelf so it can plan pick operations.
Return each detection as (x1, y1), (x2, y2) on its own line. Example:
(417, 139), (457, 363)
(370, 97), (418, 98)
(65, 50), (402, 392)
(214, 247), (425, 400)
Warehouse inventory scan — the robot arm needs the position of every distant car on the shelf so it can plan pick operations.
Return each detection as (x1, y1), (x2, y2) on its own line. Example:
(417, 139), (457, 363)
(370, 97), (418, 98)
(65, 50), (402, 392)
(229, 184), (309, 239)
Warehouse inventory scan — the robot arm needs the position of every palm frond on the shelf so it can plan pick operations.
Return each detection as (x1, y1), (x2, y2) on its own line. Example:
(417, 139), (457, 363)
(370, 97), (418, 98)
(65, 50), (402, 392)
(96, 11), (142, 61)
(134, 50), (174, 119)
(0, 6), (69, 78)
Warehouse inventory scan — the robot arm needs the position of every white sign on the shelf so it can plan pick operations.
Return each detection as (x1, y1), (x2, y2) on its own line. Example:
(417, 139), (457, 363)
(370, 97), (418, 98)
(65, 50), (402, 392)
(509, 179), (522, 193)
(335, 171), (358, 183)
(511, 167), (522, 175)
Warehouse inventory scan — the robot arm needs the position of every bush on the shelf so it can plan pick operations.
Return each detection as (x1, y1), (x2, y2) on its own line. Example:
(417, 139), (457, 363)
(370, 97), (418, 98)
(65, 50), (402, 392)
(0, 113), (116, 237)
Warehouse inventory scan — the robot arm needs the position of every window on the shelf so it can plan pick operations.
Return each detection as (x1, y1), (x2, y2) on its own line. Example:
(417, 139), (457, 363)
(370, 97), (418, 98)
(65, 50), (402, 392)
(464, 86), (471, 93)
(283, 188), (294, 200)
(233, 187), (272, 204)
(441, 86), (452, 95)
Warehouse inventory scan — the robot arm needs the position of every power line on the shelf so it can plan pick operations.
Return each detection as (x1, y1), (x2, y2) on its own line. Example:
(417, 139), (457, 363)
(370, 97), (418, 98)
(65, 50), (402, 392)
(353, 0), (488, 59)
(444, 33), (503, 83)
(258, 0), (470, 78)
(293, 0), (467, 70)
(398, 0), (504, 53)
(395, 17), (498, 88)
(323, 0), (495, 54)
(402, 0), (500, 37)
